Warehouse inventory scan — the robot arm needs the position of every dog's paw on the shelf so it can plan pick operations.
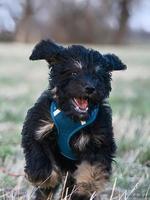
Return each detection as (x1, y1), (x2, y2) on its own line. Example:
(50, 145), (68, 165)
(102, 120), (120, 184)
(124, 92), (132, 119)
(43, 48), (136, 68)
(43, 169), (61, 189)
(25, 168), (61, 189)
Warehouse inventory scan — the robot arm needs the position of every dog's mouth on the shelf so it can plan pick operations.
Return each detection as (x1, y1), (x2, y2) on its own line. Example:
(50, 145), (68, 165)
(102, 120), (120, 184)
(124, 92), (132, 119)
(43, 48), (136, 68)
(72, 97), (88, 113)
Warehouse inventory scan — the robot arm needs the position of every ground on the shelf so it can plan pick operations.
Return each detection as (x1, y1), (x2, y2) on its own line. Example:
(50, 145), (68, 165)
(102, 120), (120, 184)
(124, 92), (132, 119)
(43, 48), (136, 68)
(0, 43), (149, 200)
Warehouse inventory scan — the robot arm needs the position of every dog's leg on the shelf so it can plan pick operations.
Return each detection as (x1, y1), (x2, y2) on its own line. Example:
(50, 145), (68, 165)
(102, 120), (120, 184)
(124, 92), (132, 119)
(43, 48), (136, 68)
(23, 129), (61, 191)
(33, 188), (52, 200)
(23, 136), (62, 199)
(24, 144), (61, 188)
(71, 161), (109, 200)
(21, 91), (62, 197)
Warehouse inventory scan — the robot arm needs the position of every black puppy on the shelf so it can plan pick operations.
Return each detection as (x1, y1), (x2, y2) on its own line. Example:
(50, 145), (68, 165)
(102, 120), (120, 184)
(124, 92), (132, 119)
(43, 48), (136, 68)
(21, 40), (126, 200)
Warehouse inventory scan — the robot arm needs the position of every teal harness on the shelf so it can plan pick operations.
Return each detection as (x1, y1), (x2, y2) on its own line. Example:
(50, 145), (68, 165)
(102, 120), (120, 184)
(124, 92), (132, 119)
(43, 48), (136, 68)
(50, 101), (99, 160)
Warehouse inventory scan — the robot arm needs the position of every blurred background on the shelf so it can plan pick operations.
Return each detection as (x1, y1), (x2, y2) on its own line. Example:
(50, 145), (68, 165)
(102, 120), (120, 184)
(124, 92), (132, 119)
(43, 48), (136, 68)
(0, 0), (150, 44)
(0, 0), (150, 199)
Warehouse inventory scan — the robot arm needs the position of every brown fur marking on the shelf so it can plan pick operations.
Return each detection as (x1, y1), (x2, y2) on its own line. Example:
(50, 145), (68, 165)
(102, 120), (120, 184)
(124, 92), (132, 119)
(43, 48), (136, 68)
(39, 169), (61, 189)
(73, 132), (90, 152)
(26, 169), (61, 189)
(73, 161), (109, 196)
(35, 119), (54, 140)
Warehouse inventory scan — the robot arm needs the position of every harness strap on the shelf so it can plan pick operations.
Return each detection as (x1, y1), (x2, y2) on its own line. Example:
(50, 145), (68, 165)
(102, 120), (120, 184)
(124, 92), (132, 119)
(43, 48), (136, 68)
(50, 101), (99, 160)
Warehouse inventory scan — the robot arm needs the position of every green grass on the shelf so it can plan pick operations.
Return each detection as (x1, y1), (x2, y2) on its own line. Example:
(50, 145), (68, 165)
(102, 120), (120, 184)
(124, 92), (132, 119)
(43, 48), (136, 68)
(0, 43), (150, 199)
(110, 79), (150, 116)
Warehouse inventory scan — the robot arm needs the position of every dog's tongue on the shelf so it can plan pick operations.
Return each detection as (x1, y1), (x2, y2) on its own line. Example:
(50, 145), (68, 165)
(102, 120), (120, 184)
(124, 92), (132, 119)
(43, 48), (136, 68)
(74, 98), (88, 110)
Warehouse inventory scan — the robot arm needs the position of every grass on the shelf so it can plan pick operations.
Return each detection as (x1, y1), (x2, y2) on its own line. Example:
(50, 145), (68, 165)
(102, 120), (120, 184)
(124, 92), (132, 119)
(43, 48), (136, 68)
(0, 43), (150, 199)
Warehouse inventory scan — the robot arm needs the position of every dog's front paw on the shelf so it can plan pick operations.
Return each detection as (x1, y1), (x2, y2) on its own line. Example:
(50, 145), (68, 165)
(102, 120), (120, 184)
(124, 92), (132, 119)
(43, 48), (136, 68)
(25, 168), (61, 189)
(41, 169), (61, 189)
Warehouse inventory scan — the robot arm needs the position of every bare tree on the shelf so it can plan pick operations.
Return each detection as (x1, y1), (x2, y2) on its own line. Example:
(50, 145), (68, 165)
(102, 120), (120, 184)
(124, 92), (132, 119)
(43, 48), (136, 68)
(114, 0), (133, 44)
(1, 0), (140, 44)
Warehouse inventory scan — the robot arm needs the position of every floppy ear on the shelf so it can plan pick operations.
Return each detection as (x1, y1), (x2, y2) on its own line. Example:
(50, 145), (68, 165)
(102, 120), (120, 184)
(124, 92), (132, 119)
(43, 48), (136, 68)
(29, 40), (64, 64)
(103, 54), (127, 71)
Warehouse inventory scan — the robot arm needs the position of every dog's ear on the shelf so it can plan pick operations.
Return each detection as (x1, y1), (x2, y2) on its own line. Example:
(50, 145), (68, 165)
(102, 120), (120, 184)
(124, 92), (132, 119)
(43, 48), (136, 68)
(103, 54), (127, 71)
(29, 40), (64, 64)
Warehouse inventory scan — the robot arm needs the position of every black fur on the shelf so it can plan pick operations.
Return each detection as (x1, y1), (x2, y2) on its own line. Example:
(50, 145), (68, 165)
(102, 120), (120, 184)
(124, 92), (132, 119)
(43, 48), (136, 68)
(21, 40), (126, 200)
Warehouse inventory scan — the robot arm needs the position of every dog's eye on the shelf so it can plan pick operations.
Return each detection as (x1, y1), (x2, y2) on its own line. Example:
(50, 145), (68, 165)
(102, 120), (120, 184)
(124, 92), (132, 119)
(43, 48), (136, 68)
(95, 65), (101, 73)
(71, 72), (77, 77)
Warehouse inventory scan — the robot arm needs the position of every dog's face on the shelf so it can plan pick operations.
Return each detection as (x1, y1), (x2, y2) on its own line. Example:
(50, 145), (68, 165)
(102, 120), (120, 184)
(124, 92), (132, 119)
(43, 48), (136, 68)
(30, 40), (126, 120)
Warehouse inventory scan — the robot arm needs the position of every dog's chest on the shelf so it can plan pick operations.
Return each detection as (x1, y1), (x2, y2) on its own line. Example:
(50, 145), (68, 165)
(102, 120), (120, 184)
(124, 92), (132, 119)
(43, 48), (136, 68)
(50, 101), (99, 160)
(71, 130), (91, 152)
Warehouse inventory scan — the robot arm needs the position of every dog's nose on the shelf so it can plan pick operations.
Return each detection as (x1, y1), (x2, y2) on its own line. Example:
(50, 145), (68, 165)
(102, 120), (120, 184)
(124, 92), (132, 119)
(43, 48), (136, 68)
(85, 86), (95, 94)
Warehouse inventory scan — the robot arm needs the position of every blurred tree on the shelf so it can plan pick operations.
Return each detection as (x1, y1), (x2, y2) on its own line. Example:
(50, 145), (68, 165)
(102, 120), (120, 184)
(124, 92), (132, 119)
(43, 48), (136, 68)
(50, 0), (113, 43)
(15, 0), (52, 42)
(114, 0), (132, 44)
(0, 0), (143, 44)
(16, 0), (32, 42)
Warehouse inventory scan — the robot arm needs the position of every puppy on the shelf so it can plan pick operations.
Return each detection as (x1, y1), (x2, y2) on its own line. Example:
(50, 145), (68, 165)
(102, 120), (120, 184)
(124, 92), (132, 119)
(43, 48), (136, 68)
(21, 40), (126, 200)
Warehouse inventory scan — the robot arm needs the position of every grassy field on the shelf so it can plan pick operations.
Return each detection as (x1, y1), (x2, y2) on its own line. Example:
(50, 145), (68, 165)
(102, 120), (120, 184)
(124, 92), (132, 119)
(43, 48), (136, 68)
(0, 43), (150, 199)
